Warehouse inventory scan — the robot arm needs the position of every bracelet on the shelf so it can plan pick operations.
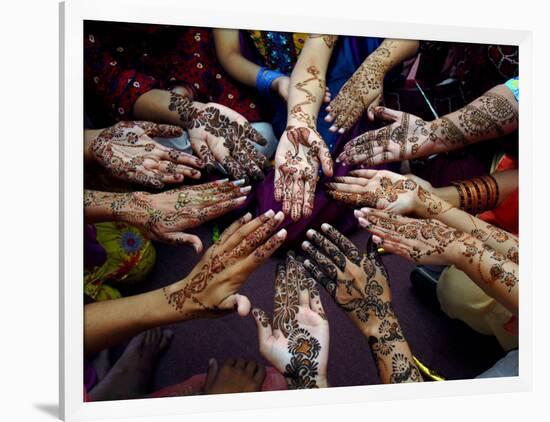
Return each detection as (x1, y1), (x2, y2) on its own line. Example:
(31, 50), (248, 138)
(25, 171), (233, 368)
(452, 175), (500, 214)
(256, 67), (286, 97)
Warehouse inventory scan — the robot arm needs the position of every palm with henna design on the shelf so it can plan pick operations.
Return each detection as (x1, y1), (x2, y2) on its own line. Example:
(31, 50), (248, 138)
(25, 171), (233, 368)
(274, 126), (333, 221)
(168, 93), (269, 181)
(90, 121), (204, 188)
(337, 107), (434, 166)
(252, 252), (329, 389)
(326, 169), (448, 216)
(163, 210), (288, 320)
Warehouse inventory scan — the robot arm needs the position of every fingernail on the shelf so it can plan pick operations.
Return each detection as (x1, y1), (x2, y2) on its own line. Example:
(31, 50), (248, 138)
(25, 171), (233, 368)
(208, 358), (215, 367)
(358, 217), (369, 227)
(215, 178), (230, 184)
(321, 223), (330, 231)
(275, 211), (284, 221)
(236, 196), (247, 203)
(243, 212), (252, 222)
(240, 186), (252, 194)
(265, 209), (275, 218)
(304, 259), (311, 266)
(306, 229), (315, 238)
(361, 207), (372, 214)
(231, 178), (246, 186)
(276, 228), (287, 238)
(335, 158), (341, 163)
(338, 128), (345, 134)
(302, 240), (310, 248)
(354, 210), (364, 218)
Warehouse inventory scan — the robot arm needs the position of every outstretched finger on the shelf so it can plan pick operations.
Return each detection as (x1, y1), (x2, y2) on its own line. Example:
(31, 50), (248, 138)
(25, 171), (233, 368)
(189, 136), (223, 174)
(303, 258), (336, 296)
(198, 196), (248, 225)
(320, 223), (361, 263)
(308, 278), (327, 320)
(139, 122), (184, 138)
(291, 178), (305, 222)
(218, 212), (253, 245)
(245, 228), (287, 267)
(244, 122), (267, 146)
(301, 240), (339, 280)
(252, 308), (273, 350)
(159, 147), (204, 169)
(372, 106), (403, 123)
(223, 210), (279, 252)
(317, 141), (334, 177)
(306, 229), (347, 272)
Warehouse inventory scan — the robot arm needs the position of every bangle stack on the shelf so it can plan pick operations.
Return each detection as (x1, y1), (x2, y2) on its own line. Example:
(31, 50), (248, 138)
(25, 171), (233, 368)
(451, 175), (499, 214)
(256, 67), (285, 97)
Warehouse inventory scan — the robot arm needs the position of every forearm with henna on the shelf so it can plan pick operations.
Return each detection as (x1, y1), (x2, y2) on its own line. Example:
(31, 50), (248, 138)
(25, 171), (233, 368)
(428, 84), (518, 154)
(413, 186), (519, 263)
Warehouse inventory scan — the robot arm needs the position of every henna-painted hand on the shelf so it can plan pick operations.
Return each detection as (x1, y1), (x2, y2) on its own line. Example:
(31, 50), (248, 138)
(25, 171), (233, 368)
(110, 178), (251, 252)
(163, 210), (287, 319)
(302, 225), (422, 383)
(90, 121), (204, 188)
(337, 107), (434, 166)
(274, 76), (332, 103)
(252, 252), (329, 389)
(301, 224), (392, 328)
(325, 58), (385, 133)
(356, 209), (468, 265)
(326, 169), (446, 216)
(168, 93), (269, 181)
(274, 126), (333, 221)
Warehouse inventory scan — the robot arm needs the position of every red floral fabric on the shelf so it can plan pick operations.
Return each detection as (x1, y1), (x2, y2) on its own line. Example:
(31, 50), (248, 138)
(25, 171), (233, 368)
(84, 22), (262, 124)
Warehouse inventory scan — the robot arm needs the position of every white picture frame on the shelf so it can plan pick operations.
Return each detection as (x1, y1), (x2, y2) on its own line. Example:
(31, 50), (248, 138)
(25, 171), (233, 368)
(61, 0), (532, 420)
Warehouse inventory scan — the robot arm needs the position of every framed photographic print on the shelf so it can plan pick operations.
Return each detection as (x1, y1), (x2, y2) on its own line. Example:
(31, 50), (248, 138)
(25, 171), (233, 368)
(61, 0), (532, 420)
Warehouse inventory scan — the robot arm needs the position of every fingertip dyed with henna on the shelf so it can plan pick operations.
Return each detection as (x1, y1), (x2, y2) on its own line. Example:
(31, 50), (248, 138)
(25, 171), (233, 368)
(274, 211), (285, 221)
(264, 209), (275, 218)
(321, 223), (330, 232)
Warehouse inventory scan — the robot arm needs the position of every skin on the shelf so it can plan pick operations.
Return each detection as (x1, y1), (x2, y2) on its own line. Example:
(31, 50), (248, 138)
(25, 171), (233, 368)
(356, 210), (518, 315)
(274, 35), (336, 221)
(84, 178), (251, 253)
(212, 29), (332, 103)
(84, 211), (288, 356)
(133, 89), (269, 180)
(84, 121), (204, 188)
(325, 39), (419, 133)
(251, 252), (329, 389)
(203, 358), (266, 395)
(301, 224), (422, 383)
(337, 84), (518, 166)
(326, 169), (518, 264)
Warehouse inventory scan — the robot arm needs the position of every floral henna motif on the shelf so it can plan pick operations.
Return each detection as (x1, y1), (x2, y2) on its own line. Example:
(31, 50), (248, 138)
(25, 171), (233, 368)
(284, 328), (322, 389)
(389, 353), (422, 383)
(309, 34), (338, 48)
(91, 121), (187, 188)
(168, 92), (267, 179)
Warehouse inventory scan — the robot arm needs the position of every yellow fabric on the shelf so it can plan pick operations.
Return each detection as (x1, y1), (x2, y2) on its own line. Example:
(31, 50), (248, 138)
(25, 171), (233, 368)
(84, 222), (156, 301)
(437, 266), (517, 351)
(247, 31), (308, 63)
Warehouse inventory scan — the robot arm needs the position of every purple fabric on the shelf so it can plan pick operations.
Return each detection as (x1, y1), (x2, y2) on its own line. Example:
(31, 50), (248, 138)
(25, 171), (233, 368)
(84, 224), (107, 270)
(84, 362), (98, 392)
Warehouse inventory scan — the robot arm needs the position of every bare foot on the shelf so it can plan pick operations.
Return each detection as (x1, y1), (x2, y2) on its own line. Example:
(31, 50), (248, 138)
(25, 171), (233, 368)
(203, 358), (266, 395)
(88, 328), (173, 401)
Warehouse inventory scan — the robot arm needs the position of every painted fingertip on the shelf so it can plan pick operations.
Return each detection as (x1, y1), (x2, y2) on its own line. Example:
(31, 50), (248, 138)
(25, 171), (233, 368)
(231, 178), (246, 186)
(329, 125), (337, 132)
(236, 196), (247, 203)
(335, 157), (341, 163)
(215, 178), (230, 184)
(354, 209), (364, 218)
(208, 358), (215, 367)
(276, 228), (287, 238)
(358, 217), (369, 227)
(264, 209), (275, 218)
(301, 240), (310, 249)
(306, 229), (315, 238)
(321, 223), (330, 232)
(240, 186), (252, 194)
(372, 235), (384, 245)
(243, 212), (253, 222)
(338, 128), (345, 134)
(304, 259), (311, 266)
(360, 207), (373, 214)
(275, 211), (285, 221)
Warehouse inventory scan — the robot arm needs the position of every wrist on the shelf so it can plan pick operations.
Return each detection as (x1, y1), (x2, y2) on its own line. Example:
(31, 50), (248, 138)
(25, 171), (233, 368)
(161, 277), (197, 322)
